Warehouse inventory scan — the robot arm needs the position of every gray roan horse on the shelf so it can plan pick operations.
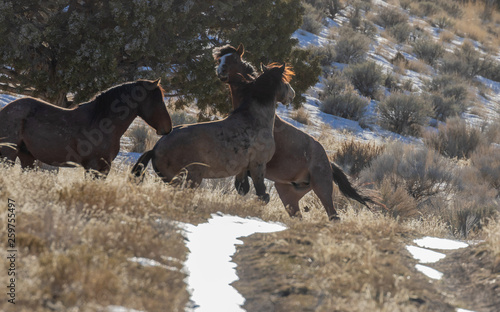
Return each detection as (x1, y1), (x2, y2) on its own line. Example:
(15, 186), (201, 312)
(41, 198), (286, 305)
(214, 44), (373, 220)
(0, 79), (172, 177)
(131, 64), (295, 203)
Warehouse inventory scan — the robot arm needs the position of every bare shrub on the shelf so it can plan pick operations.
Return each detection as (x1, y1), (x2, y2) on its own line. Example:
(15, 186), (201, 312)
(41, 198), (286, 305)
(290, 107), (311, 125)
(441, 40), (494, 79)
(308, 44), (336, 67)
(333, 28), (371, 64)
(399, 0), (411, 10)
(319, 72), (370, 120)
(374, 6), (408, 28)
(448, 197), (498, 238)
(406, 59), (431, 74)
(412, 37), (444, 66)
(378, 92), (432, 137)
(344, 61), (383, 99)
(379, 177), (419, 220)
(415, 1), (441, 17)
(170, 110), (197, 126)
(439, 0), (463, 18)
(483, 119), (500, 144)
(423, 117), (483, 159)
(388, 22), (412, 43)
(301, 3), (324, 35)
(432, 14), (454, 29)
(126, 125), (158, 153)
(425, 74), (470, 120)
(384, 72), (401, 92)
(333, 139), (385, 177)
(304, 0), (344, 19)
(439, 30), (455, 43)
(471, 145), (500, 193)
(360, 143), (456, 201)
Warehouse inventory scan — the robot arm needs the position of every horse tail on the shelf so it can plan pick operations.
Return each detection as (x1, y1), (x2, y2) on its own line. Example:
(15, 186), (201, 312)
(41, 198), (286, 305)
(331, 162), (374, 209)
(131, 150), (154, 181)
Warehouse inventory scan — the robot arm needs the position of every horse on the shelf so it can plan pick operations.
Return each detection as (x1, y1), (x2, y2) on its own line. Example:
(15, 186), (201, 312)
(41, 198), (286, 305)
(213, 44), (373, 220)
(0, 79), (172, 177)
(131, 64), (295, 203)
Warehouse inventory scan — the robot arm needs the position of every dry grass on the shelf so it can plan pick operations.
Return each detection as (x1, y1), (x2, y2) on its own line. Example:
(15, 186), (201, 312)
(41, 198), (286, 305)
(450, 1), (500, 47)
(233, 208), (454, 312)
(290, 107), (311, 125)
(0, 162), (282, 312)
(406, 58), (431, 74)
(484, 218), (500, 271)
(1, 128), (498, 311)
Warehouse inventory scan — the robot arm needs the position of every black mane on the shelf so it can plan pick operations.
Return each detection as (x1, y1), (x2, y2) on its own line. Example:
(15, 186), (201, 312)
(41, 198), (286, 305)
(233, 65), (288, 113)
(81, 80), (156, 124)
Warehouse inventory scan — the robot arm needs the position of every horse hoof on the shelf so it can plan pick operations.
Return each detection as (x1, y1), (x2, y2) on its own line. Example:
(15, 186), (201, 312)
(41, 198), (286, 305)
(235, 178), (250, 196)
(259, 193), (270, 204)
(329, 215), (340, 222)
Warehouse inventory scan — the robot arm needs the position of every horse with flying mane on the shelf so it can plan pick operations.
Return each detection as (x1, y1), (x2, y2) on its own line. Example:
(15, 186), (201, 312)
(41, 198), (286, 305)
(131, 64), (295, 203)
(0, 79), (172, 177)
(213, 44), (374, 220)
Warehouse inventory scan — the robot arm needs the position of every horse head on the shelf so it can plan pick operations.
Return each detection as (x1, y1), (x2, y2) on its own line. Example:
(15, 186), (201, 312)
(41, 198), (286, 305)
(262, 63), (295, 106)
(213, 44), (257, 83)
(257, 63), (295, 106)
(137, 79), (172, 135)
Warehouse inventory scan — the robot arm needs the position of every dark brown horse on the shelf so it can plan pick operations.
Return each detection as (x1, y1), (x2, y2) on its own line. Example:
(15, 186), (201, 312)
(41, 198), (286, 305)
(0, 79), (172, 177)
(132, 64), (295, 202)
(213, 44), (373, 220)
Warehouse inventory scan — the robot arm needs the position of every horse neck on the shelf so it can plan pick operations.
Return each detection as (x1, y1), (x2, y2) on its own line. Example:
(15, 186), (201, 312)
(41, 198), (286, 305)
(85, 96), (140, 137)
(245, 97), (276, 130)
(229, 83), (244, 110)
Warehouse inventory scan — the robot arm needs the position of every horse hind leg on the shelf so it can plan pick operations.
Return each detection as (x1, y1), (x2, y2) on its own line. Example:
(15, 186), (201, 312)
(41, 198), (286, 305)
(274, 182), (307, 218)
(248, 163), (269, 203)
(18, 148), (37, 170)
(310, 168), (339, 221)
(0, 145), (17, 166)
(235, 170), (250, 195)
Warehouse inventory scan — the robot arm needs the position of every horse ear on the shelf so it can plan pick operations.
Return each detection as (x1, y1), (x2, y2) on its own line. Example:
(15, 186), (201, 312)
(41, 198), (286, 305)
(237, 43), (244, 57)
(261, 62), (269, 72)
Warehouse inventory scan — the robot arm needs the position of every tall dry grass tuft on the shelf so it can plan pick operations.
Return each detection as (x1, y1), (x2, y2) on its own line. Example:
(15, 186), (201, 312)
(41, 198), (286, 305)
(290, 107), (311, 125)
(483, 218), (500, 272)
(333, 139), (384, 177)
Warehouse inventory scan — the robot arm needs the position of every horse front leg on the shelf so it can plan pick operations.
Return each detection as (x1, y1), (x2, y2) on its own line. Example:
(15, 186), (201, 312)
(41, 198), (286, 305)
(248, 162), (269, 203)
(234, 170), (250, 195)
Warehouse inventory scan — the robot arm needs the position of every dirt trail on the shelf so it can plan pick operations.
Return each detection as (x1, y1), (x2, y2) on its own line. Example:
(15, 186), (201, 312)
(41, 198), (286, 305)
(434, 247), (500, 312)
(233, 228), (500, 312)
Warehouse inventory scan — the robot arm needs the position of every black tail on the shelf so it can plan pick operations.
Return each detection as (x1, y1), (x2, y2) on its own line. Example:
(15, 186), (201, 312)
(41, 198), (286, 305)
(331, 162), (373, 208)
(131, 150), (154, 181)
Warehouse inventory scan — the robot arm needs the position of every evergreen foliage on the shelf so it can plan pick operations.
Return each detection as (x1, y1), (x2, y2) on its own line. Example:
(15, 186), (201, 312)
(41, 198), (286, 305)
(0, 0), (314, 114)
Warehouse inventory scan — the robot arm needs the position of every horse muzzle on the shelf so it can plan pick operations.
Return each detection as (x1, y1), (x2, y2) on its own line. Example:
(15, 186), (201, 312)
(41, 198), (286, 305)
(157, 128), (171, 135)
(217, 72), (229, 82)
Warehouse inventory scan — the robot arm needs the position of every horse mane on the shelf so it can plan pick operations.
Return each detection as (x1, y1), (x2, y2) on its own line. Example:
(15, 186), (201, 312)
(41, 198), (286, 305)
(81, 80), (162, 124)
(264, 62), (295, 83)
(234, 62), (294, 110)
(212, 44), (258, 80)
